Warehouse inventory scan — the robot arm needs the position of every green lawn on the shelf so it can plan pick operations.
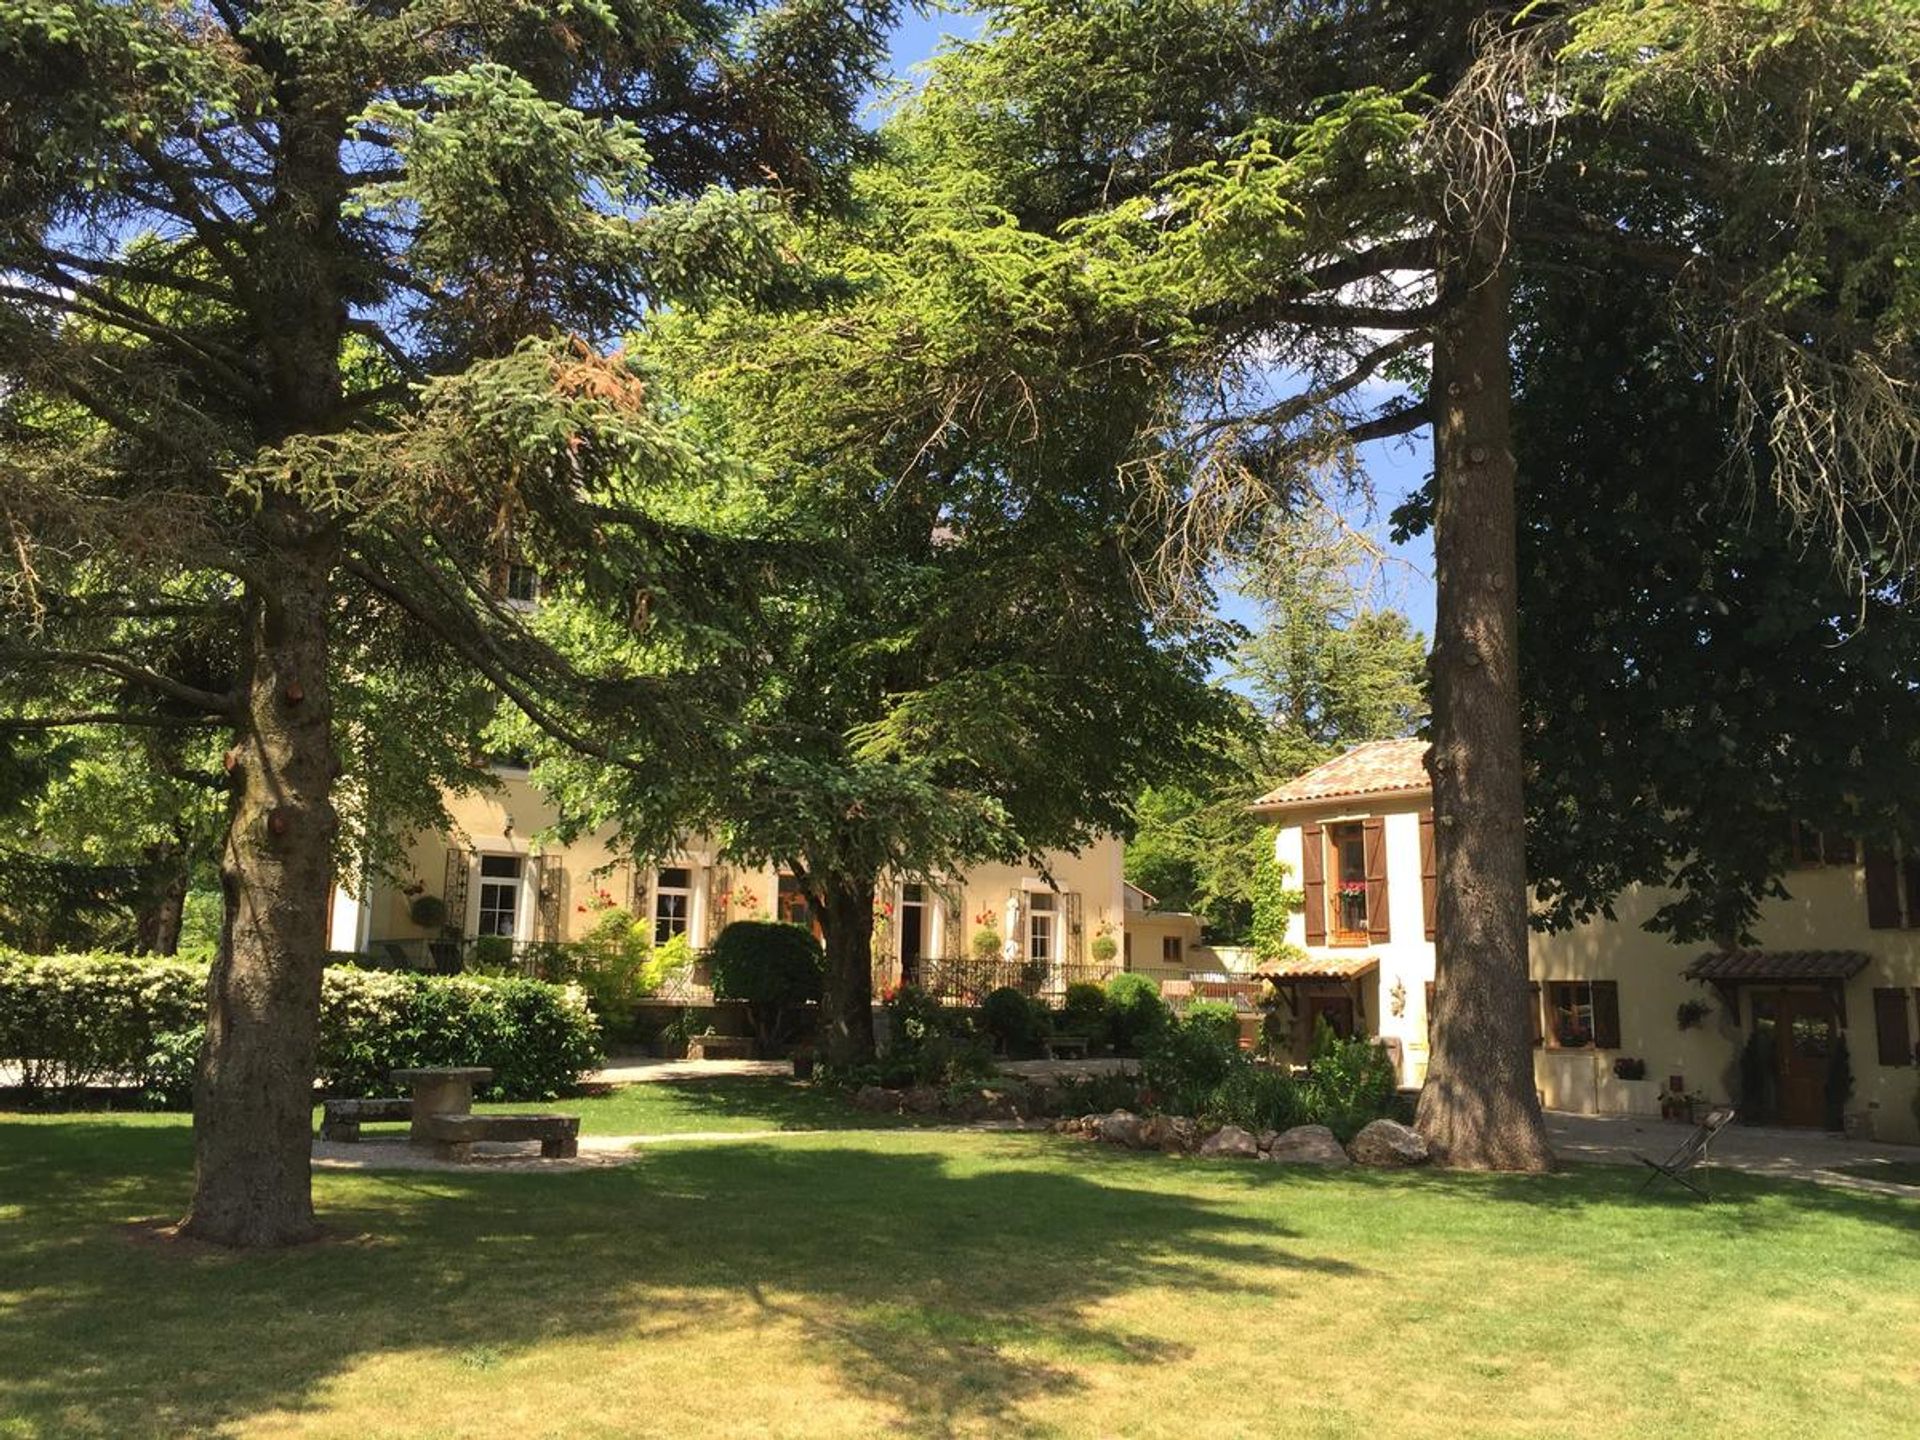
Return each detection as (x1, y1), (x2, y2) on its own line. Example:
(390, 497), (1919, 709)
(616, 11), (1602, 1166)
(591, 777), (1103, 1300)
(4, 1096), (1919, 1439)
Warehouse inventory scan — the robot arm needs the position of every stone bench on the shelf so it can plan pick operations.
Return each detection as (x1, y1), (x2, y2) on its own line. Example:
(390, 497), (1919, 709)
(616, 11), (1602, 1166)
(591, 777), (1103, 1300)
(1045, 1033), (1092, 1060)
(319, 1096), (413, 1142)
(416, 1111), (580, 1161)
(686, 1033), (756, 1061)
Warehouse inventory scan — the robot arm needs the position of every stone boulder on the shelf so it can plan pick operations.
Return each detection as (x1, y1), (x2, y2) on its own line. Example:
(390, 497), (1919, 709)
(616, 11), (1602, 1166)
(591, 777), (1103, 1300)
(1198, 1124), (1260, 1158)
(1137, 1114), (1200, 1154)
(853, 1086), (904, 1114)
(1096, 1110), (1145, 1148)
(903, 1086), (944, 1115)
(1347, 1119), (1430, 1168)
(1265, 1124), (1351, 1166)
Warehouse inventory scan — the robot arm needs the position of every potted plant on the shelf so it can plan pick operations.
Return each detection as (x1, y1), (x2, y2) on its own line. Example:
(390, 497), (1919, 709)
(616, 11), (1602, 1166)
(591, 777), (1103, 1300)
(1090, 932), (1118, 965)
(408, 893), (448, 931)
(1613, 1056), (1647, 1081)
(1676, 998), (1710, 1031)
(970, 926), (1002, 961)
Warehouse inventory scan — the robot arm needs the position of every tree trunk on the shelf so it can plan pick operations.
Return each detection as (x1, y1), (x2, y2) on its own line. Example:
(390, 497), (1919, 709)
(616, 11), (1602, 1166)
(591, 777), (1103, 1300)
(134, 839), (189, 955)
(182, 532), (339, 1246)
(816, 871), (877, 1066)
(1413, 250), (1554, 1172)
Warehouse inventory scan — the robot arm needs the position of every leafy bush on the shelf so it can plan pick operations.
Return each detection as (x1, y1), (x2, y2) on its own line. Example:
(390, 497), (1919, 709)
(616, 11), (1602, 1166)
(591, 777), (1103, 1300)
(708, 921), (824, 1053)
(1825, 1031), (1854, 1131)
(1142, 1010), (1244, 1115)
(1104, 972), (1171, 1054)
(874, 984), (994, 1087)
(1051, 1068), (1146, 1115)
(970, 927), (1002, 960)
(1738, 1027), (1778, 1125)
(981, 985), (1050, 1058)
(1183, 999), (1239, 1046)
(1058, 982), (1108, 1040)
(0, 950), (601, 1106)
(1204, 1063), (1305, 1134)
(1299, 1020), (1397, 1141)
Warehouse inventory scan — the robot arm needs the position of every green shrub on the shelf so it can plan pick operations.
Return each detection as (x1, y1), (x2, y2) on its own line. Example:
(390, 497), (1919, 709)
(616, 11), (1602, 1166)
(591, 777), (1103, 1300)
(970, 927), (1002, 960)
(1204, 1063), (1304, 1133)
(708, 921), (824, 1053)
(1104, 972), (1171, 1054)
(1142, 1010), (1245, 1116)
(1058, 982), (1108, 1040)
(876, 984), (994, 1087)
(1183, 999), (1239, 1047)
(1299, 1020), (1397, 1141)
(981, 986), (1050, 1058)
(1052, 1068), (1145, 1115)
(0, 950), (601, 1106)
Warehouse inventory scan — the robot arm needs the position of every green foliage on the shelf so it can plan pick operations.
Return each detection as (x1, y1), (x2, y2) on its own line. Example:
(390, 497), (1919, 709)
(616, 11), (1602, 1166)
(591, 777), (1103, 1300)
(970, 927), (1004, 961)
(564, 909), (696, 1029)
(1738, 1029), (1779, 1126)
(981, 986), (1050, 1059)
(1058, 982), (1109, 1041)
(1182, 999), (1240, 1047)
(1103, 972), (1172, 1055)
(1050, 1068), (1147, 1116)
(870, 985), (994, 1089)
(0, 951), (601, 1105)
(708, 921), (824, 1052)
(1204, 1064), (1306, 1135)
(1825, 1033), (1855, 1133)
(1141, 1011), (1243, 1117)
(1302, 1021), (1398, 1143)
(1248, 832), (1306, 965)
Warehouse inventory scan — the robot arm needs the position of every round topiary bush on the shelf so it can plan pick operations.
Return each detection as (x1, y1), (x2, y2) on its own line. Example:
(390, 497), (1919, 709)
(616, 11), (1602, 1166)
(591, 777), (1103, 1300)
(1104, 971), (1171, 1054)
(981, 985), (1050, 1058)
(708, 920), (825, 1054)
(1059, 981), (1108, 1039)
(408, 893), (448, 931)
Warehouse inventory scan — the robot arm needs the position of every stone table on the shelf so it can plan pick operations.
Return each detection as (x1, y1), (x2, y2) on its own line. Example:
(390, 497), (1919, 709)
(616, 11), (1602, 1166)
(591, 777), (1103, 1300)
(390, 1066), (494, 1143)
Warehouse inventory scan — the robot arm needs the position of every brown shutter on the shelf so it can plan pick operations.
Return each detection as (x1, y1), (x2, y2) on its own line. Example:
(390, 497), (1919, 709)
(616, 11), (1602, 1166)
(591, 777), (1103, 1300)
(1419, 809), (1437, 941)
(1529, 981), (1543, 1047)
(1301, 823), (1326, 947)
(1866, 845), (1903, 929)
(1904, 853), (1920, 931)
(1591, 981), (1622, 1050)
(1874, 988), (1913, 1067)
(1363, 816), (1391, 943)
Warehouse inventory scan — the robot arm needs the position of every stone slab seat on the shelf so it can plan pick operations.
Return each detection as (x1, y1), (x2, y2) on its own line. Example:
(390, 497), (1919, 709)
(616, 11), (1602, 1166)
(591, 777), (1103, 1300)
(319, 1096), (414, 1142)
(1045, 1034), (1092, 1060)
(417, 1111), (580, 1161)
(686, 1034), (756, 1061)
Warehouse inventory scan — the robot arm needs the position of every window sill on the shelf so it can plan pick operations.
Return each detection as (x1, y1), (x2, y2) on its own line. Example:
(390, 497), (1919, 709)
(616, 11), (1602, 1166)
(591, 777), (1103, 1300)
(1328, 933), (1371, 949)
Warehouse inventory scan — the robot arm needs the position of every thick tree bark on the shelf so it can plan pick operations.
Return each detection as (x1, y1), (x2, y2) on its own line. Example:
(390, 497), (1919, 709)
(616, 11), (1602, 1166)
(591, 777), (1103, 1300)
(816, 871), (877, 1066)
(1413, 251), (1554, 1172)
(133, 842), (189, 956)
(181, 531), (340, 1246)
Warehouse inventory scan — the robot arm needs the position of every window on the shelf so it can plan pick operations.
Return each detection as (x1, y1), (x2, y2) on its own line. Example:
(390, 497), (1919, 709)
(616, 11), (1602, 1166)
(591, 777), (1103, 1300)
(1874, 988), (1914, 1067)
(504, 563), (541, 607)
(476, 854), (524, 938)
(1545, 980), (1621, 1049)
(1029, 892), (1056, 962)
(1162, 935), (1182, 964)
(653, 866), (692, 945)
(1328, 822), (1368, 943)
(1791, 821), (1857, 869)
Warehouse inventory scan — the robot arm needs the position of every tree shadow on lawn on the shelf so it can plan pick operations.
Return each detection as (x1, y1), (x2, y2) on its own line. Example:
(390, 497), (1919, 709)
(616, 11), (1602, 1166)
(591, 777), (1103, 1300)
(0, 1122), (1355, 1437)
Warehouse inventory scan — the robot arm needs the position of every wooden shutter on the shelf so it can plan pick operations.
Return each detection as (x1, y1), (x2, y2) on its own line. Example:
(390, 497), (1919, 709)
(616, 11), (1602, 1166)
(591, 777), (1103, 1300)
(1363, 816), (1391, 943)
(1874, 988), (1913, 1067)
(1301, 823), (1326, 946)
(1866, 845), (1903, 928)
(1591, 981), (1622, 1050)
(1419, 809), (1437, 941)
(1529, 981), (1543, 1047)
(1904, 853), (1920, 931)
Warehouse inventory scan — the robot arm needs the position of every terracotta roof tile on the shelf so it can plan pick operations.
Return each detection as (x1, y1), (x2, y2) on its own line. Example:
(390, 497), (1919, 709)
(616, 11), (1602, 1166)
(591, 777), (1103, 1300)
(1251, 738), (1430, 811)
(1683, 950), (1871, 982)
(1256, 954), (1380, 981)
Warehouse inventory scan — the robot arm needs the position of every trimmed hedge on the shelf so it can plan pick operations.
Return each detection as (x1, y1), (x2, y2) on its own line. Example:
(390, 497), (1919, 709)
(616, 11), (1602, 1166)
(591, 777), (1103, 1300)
(0, 951), (602, 1107)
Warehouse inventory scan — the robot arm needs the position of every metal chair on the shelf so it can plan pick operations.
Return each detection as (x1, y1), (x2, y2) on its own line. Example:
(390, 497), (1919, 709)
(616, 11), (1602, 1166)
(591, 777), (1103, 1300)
(1637, 1106), (1737, 1199)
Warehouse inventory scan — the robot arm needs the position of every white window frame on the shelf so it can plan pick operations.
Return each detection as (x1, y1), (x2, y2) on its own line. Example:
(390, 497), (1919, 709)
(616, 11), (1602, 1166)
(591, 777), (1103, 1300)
(1029, 891), (1058, 963)
(471, 851), (534, 942)
(651, 864), (696, 946)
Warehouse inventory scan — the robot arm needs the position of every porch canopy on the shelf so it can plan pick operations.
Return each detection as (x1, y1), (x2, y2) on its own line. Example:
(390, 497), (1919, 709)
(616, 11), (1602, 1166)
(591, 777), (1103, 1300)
(1256, 954), (1380, 984)
(1683, 950), (1870, 983)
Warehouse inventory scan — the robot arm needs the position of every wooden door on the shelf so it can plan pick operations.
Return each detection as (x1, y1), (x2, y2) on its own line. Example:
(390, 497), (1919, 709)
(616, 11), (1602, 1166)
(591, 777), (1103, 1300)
(1774, 990), (1836, 1129)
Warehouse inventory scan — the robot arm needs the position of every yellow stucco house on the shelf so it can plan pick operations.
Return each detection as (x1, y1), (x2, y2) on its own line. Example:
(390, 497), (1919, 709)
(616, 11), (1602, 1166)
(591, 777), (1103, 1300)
(326, 766), (1184, 998)
(1255, 738), (1920, 1143)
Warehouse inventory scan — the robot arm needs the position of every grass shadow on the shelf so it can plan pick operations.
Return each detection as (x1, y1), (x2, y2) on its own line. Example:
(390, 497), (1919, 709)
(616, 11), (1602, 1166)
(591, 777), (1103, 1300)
(0, 1120), (1352, 1438)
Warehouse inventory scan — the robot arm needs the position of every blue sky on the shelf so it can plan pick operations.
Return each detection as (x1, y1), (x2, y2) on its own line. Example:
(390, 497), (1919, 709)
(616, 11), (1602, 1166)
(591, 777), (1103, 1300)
(881, 11), (1438, 642)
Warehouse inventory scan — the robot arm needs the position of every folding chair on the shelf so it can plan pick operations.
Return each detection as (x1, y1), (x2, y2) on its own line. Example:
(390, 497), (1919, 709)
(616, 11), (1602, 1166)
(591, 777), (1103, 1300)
(1637, 1106), (1737, 1199)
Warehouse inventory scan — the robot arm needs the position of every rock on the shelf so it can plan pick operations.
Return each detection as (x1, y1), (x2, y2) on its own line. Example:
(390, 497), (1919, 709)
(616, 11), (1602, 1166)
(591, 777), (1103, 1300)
(903, 1086), (943, 1115)
(1256, 1130), (1279, 1153)
(1266, 1124), (1351, 1166)
(853, 1086), (904, 1114)
(1198, 1124), (1260, 1158)
(1347, 1118), (1430, 1168)
(1161, 1116), (1200, 1153)
(1096, 1110), (1144, 1148)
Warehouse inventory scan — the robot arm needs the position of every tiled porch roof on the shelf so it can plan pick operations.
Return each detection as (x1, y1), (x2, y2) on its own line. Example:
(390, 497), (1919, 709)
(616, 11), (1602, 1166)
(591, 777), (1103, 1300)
(1257, 954), (1379, 982)
(1251, 738), (1430, 812)
(1683, 950), (1872, 983)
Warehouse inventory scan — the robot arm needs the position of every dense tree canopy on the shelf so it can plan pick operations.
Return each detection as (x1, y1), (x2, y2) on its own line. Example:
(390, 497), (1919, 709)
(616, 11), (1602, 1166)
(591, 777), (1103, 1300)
(0, 0), (899, 1245)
